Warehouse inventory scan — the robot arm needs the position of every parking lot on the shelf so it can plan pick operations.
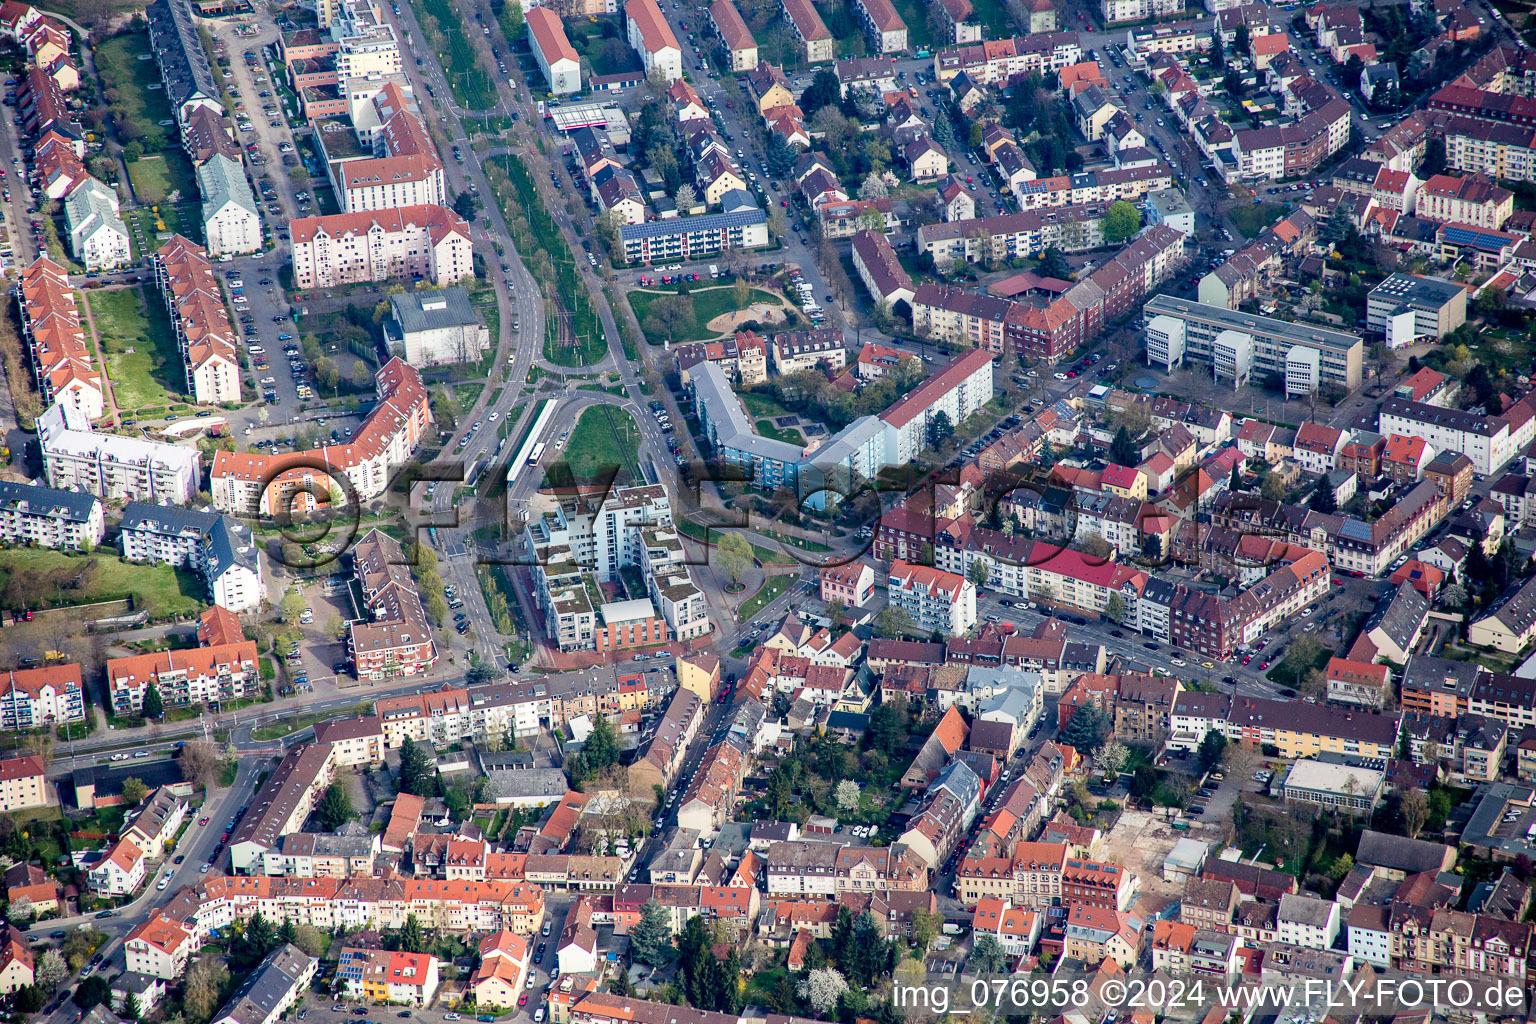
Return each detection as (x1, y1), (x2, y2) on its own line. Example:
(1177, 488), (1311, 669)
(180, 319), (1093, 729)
(275, 577), (361, 694)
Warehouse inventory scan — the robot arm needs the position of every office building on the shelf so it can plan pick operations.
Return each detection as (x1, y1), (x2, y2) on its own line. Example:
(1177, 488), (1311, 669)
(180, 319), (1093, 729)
(1366, 274), (1468, 348)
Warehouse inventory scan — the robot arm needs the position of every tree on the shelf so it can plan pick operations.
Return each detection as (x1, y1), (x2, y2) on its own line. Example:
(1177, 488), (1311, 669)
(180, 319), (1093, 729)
(860, 172), (889, 201)
(315, 783), (355, 830)
(278, 591), (306, 624)
(799, 968), (849, 1015)
(836, 779), (861, 812)
(715, 532), (754, 588)
(1039, 246), (1070, 279)
(1100, 200), (1142, 246)
(1401, 788), (1429, 838)
(925, 410), (953, 449)
(873, 606), (918, 639)
(584, 714), (619, 772)
(74, 976), (111, 1011)
(1080, 533), (1112, 560)
(733, 276), (751, 311)
(397, 914), (429, 954)
(969, 935), (1008, 973)
(426, 592), (449, 627)
(180, 740), (223, 789)
(121, 776), (149, 805)
(1098, 739), (1130, 776)
(141, 681), (163, 719)
(184, 959), (229, 1022)
(1197, 730), (1227, 773)
(123, 993), (142, 1022)
(765, 132), (798, 177)
(910, 908), (938, 952)
(1234, 23), (1250, 56)
(1260, 470), (1286, 502)
(452, 190), (479, 222)
(1060, 705), (1110, 755)
(1308, 474), (1337, 513)
(398, 740), (438, 797)
(1104, 591), (1126, 624)
(1442, 582), (1468, 608)
(968, 560), (990, 588)
(350, 360), (371, 390)
(630, 898), (675, 965)
(1109, 425), (1138, 466)
(674, 183), (697, 213)
(9, 894), (31, 921)
(1329, 852), (1355, 881)
(35, 950), (66, 993)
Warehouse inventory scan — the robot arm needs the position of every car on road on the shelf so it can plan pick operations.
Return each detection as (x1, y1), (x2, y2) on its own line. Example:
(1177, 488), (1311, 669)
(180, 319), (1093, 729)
(199, 816), (209, 825)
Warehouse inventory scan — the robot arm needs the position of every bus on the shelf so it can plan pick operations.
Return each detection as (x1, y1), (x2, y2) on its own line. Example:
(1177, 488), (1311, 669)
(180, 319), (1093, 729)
(527, 442), (547, 466)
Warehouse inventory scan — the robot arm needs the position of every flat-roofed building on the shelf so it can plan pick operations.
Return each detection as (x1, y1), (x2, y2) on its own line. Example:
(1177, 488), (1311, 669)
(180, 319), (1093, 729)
(1367, 273), (1467, 347)
(1142, 294), (1363, 394)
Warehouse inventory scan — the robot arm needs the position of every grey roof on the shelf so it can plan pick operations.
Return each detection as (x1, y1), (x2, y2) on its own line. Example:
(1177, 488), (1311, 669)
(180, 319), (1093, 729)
(198, 152), (258, 221)
(111, 972), (163, 997)
(211, 943), (313, 1024)
(479, 750), (537, 772)
(1277, 893), (1336, 929)
(1354, 829), (1453, 874)
(206, 515), (260, 583)
(1482, 574), (1536, 637)
(621, 203), (766, 242)
(1144, 294), (1363, 355)
(1363, 581), (1429, 651)
(146, 0), (218, 115)
(485, 767), (569, 800)
(693, 361), (803, 464)
(121, 501), (218, 538)
(1370, 272), (1464, 311)
(0, 479), (99, 523)
(978, 687), (1035, 725)
(389, 287), (482, 335)
(931, 758), (981, 811)
(278, 832), (376, 858)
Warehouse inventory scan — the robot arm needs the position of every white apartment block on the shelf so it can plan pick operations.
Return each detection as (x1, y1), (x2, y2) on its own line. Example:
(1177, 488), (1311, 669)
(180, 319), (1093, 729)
(64, 179), (130, 271)
(107, 640), (262, 716)
(878, 347), (995, 466)
(1379, 396), (1521, 477)
(197, 154), (262, 257)
(38, 401), (202, 505)
(626, 0), (682, 82)
(120, 502), (264, 614)
(0, 664), (86, 730)
(888, 560), (977, 636)
(0, 480), (102, 550)
(289, 205), (473, 290)
(0, 755), (48, 812)
(528, 8), (581, 95)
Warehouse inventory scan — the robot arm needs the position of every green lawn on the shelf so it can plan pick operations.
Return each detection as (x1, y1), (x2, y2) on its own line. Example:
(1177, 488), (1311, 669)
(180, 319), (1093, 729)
(550, 406), (643, 485)
(126, 152), (198, 206)
(886, 0), (934, 48)
(89, 286), (185, 411)
(1228, 202), (1287, 239)
(96, 33), (178, 155)
(409, 0), (497, 109)
(737, 574), (794, 621)
(570, 19), (644, 76)
(756, 418), (802, 444)
(741, 392), (791, 419)
(0, 548), (205, 616)
(628, 286), (784, 343)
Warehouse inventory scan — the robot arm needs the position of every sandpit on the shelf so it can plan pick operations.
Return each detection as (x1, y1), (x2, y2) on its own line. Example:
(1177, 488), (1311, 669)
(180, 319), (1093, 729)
(706, 301), (788, 334)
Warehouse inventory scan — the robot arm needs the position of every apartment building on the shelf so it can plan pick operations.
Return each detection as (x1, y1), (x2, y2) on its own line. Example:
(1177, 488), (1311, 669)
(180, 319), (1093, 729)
(770, 328), (847, 375)
(852, 0), (907, 53)
(0, 755), (47, 812)
(197, 153), (261, 257)
(125, 916), (199, 980)
(934, 33), (1083, 85)
(229, 743), (339, 873)
(25, 364), (162, 464)
(119, 502), (264, 613)
(348, 529), (438, 680)
(709, 0), (757, 71)
(108, 640), (262, 716)
(956, 841), (1070, 907)
(16, 256), (103, 420)
(0, 663), (85, 730)
(0, 480), (101, 550)
(1167, 693), (1399, 759)
(312, 716), (386, 768)
(289, 204), (473, 289)
(1366, 274), (1468, 347)
(1416, 172), (1514, 228)
(63, 178), (130, 271)
(528, 8), (581, 95)
(1145, 295), (1363, 395)
(337, 949), (440, 1005)
(210, 358), (430, 512)
(888, 560), (977, 636)
(327, 90), (444, 212)
(617, 196), (770, 264)
(781, 0), (834, 62)
(154, 235), (241, 405)
(626, 0), (682, 81)
(1379, 395), (1524, 476)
